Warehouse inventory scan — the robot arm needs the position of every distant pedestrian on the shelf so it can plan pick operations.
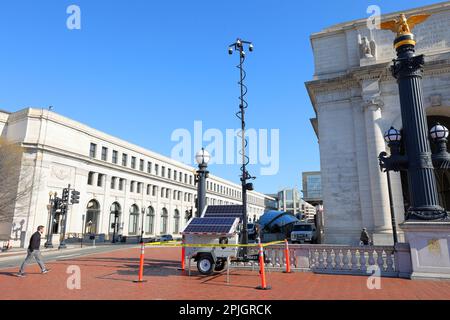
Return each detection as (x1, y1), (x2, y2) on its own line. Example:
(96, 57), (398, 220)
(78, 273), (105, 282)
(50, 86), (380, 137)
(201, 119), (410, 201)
(17, 226), (50, 277)
(360, 228), (370, 246)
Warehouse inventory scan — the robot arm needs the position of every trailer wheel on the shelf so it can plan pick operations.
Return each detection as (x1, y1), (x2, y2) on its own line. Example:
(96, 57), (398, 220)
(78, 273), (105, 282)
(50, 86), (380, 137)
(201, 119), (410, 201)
(197, 255), (215, 275)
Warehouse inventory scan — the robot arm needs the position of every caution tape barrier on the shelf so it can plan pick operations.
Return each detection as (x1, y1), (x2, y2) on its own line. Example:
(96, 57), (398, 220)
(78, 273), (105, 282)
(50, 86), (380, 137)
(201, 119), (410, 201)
(144, 240), (285, 248)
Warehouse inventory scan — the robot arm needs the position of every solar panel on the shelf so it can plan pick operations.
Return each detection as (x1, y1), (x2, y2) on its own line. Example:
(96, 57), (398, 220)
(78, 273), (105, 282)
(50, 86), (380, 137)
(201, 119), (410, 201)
(203, 205), (244, 219)
(182, 216), (239, 234)
(183, 225), (232, 233)
(188, 217), (237, 226)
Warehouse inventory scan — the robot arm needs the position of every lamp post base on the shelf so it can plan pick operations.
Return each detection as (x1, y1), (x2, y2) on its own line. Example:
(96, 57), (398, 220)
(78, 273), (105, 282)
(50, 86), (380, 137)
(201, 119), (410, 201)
(400, 221), (450, 280)
(58, 243), (67, 250)
(406, 207), (448, 221)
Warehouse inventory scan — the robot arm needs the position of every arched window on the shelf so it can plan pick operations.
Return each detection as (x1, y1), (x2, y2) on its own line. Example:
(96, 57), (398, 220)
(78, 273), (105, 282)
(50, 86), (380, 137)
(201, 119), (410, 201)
(85, 199), (100, 234)
(161, 208), (168, 234)
(145, 206), (155, 234)
(174, 209), (180, 234)
(109, 202), (122, 240)
(129, 204), (139, 235)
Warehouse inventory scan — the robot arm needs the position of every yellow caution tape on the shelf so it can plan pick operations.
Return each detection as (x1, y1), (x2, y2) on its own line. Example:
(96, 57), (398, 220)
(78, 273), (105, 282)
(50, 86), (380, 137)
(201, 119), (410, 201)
(144, 240), (285, 248)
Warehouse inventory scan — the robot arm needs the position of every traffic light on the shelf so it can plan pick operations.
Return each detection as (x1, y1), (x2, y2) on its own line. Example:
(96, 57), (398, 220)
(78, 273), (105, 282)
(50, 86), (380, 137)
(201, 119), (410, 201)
(71, 190), (80, 204)
(62, 188), (69, 203)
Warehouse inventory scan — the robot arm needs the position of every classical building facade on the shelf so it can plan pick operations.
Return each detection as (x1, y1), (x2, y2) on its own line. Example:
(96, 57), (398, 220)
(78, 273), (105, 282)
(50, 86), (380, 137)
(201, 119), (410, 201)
(306, 2), (450, 245)
(0, 108), (272, 247)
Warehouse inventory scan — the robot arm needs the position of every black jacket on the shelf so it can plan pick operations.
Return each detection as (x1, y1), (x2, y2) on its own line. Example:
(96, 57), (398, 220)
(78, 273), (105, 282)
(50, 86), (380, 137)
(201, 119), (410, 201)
(28, 231), (41, 252)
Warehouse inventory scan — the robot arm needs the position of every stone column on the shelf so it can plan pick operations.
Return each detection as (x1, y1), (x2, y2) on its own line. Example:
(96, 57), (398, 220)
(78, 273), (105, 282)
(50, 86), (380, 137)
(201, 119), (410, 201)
(362, 85), (393, 244)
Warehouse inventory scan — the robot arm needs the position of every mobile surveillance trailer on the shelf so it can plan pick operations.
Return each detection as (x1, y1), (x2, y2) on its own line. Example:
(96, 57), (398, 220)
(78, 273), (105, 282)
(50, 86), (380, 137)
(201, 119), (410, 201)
(182, 205), (246, 275)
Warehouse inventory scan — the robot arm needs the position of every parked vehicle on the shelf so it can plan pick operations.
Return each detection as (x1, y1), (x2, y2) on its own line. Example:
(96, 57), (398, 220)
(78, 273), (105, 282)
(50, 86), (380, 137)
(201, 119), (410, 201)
(155, 234), (173, 242)
(290, 223), (317, 244)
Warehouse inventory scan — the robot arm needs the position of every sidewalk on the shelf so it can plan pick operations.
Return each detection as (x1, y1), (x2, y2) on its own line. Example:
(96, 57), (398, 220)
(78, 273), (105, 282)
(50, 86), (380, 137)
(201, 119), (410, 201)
(0, 242), (123, 259)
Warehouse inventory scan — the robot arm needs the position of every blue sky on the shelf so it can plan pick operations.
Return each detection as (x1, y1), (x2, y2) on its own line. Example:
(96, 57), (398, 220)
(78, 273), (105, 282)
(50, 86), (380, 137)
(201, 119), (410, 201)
(0, 0), (440, 194)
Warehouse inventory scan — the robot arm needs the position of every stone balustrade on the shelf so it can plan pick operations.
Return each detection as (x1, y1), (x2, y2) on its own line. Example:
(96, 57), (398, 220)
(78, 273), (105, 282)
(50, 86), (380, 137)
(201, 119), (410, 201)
(230, 243), (412, 278)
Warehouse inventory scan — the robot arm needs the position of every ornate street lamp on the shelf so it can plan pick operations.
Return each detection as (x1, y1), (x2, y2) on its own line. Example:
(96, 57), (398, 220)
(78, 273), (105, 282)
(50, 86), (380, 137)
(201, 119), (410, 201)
(44, 192), (56, 248)
(111, 203), (120, 244)
(379, 127), (403, 244)
(229, 38), (256, 253)
(430, 123), (450, 169)
(195, 148), (210, 217)
(379, 14), (448, 221)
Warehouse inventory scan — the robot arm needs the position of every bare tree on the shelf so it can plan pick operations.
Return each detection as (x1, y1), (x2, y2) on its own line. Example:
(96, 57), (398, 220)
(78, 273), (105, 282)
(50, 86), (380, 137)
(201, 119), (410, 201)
(0, 138), (33, 241)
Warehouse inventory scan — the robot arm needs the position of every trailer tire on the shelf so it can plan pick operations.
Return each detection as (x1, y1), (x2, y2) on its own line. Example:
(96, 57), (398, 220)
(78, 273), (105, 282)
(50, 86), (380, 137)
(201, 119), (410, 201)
(197, 255), (215, 275)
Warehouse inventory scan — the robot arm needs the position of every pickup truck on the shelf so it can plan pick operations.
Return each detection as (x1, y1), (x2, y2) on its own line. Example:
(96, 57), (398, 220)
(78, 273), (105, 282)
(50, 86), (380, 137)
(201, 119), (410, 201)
(290, 223), (317, 244)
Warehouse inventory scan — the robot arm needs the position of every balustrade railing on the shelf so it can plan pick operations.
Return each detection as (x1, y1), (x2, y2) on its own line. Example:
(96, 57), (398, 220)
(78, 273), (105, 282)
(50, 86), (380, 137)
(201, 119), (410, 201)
(230, 244), (401, 278)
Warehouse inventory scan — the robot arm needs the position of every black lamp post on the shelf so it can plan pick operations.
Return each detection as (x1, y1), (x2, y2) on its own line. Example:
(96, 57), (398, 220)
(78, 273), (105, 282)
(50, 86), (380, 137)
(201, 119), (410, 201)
(195, 148), (210, 217)
(140, 207), (146, 244)
(379, 14), (448, 221)
(379, 127), (403, 244)
(44, 192), (56, 248)
(228, 38), (255, 253)
(111, 203), (120, 244)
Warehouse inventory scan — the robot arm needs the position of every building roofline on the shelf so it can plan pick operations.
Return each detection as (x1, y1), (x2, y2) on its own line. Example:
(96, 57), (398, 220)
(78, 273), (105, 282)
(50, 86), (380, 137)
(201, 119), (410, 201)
(9, 107), (270, 200)
(310, 1), (450, 40)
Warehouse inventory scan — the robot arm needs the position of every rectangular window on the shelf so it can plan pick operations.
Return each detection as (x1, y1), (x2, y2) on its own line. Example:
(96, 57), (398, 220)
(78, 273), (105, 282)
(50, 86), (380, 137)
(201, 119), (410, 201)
(87, 172), (94, 185)
(111, 177), (116, 189)
(147, 162), (152, 174)
(130, 181), (135, 193)
(155, 164), (159, 176)
(101, 147), (108, 161)
(89, 143), (97, 158)
(112, 150), (118, 164)
(190, 176), (193, 185)
(122, 153), (128, 166)
(119, 179), (124, 191)
(137, 182), (141, 194)
(139, 159), (144, 171)
(97, 174), (103, 187)
(184, 174), (188, 184)
(162, 166), (166, 177)
(131, 157), (136, 169)
(152, 186), (157, 197)
(168, 169), (171, 179)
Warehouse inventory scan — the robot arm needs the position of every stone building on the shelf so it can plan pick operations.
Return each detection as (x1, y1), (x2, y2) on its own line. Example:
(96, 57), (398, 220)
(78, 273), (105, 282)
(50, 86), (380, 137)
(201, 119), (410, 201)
(0, 108), (272, 247)
(306, 2), (450, 245)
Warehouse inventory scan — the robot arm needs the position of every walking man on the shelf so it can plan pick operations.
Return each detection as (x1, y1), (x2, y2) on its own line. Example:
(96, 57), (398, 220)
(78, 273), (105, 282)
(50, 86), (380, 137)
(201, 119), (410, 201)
(360, 228), (371, 246)
(17, 226), (50, 277)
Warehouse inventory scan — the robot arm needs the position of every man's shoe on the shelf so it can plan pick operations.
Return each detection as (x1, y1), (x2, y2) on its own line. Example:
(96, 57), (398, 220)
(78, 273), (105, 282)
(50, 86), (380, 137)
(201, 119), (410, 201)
(41, 269), (50, 274)
(16, 273), (26, 277)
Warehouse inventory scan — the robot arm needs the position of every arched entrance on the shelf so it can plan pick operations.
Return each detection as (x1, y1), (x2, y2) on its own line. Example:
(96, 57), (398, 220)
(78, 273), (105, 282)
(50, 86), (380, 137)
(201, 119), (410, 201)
(109, 202), (122, 242)
(173, 209), (180, 234)
(161, 208), (168, 234)
(85, 199), (101, 234)
(128, 204), (139, 235)
(145, 206), (155, 235)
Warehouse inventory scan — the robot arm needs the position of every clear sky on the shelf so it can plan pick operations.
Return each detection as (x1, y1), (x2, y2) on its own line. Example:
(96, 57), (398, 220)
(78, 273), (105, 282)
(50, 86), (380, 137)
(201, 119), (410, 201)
(0, 0), (441, 194)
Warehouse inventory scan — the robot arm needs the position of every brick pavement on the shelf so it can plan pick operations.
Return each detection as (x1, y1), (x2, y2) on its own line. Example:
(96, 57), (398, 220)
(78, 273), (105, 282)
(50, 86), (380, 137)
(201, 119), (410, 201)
(1, 247), (450, 300)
